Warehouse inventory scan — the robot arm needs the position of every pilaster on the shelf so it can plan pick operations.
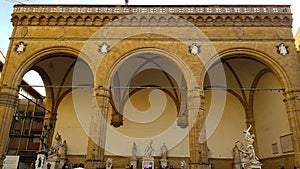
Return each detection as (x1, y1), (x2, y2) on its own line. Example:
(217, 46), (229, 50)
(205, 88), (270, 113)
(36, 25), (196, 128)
(283, 90), (300, 168)
(189, 88), (209, 169)
(0, 86), (19, 169)
(85, 86), (110, 169)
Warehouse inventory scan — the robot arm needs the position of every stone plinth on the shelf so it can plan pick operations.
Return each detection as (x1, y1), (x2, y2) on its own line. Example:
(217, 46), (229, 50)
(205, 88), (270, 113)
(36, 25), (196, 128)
(35, 154), (47, 169)
(160, 159), (168, 169)
(245, 163), (262, 169)
(46, 157), (60, 169)
(130, 159), (137, 169)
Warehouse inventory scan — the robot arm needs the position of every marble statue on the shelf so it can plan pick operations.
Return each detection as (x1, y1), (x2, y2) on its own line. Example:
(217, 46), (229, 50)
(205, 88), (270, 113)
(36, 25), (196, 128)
(59, 140), (68, 158)
(180, 160), (188, 169)
(144, 140), (155, 158)
(16, 41), (25, 53)
(48, 132), (62, 158)
(233, 141), (241, 163)
(161, 142), (167, 159)
(277, 43), (288, 56)
(35, 154), (46, 169)
(99, 42), (109, 54)
(239, 125), (260, 165)
(189, 43), (200, 55)
(106, 158), (113, 169)
(132, 142), (137, 160)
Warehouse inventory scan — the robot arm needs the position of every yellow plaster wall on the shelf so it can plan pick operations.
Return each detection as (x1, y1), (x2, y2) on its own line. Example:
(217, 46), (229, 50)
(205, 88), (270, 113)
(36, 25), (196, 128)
(105, 89), (190, 157)
(254, 72), (291, 158)
(206, 92), (246, 158)
(295, 28), (300, 51)
(54, 88), (93, 155)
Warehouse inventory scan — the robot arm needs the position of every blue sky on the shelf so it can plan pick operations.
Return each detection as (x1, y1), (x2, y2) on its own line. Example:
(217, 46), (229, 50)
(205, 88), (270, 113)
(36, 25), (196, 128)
(0, 0), (299, 59)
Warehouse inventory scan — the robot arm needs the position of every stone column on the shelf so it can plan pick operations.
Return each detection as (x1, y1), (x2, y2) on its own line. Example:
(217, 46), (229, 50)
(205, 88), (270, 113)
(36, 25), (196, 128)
(283, 90), (300, 169)
(0, 86), (19, 169)
(189, 88), (208, 169)
(86, 86), (110, 169)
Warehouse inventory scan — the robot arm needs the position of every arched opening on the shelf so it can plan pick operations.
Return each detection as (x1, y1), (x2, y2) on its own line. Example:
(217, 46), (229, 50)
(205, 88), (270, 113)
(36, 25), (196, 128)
(7, 52), (94, 168)
(204, 55), (292, 168)
(105, 52), (191, 160)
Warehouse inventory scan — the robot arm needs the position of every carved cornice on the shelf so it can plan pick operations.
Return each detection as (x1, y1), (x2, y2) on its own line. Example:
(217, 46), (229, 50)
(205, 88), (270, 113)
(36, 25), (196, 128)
(11, 5), (292, 27)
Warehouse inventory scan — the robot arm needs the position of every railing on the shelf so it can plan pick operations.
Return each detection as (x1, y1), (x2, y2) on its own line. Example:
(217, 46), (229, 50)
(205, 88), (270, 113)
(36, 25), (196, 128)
(13, 5), (291, 15)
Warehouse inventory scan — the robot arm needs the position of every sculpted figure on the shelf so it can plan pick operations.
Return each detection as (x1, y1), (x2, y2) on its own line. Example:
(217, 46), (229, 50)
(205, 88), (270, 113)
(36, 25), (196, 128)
(161, 142), (167, 159)
(144, 140), (155, 158)
(132, 142), (137, 159)
(49, 132), (62, 158)
(59, 140), (68, 158)
(106, 158), (113, 169)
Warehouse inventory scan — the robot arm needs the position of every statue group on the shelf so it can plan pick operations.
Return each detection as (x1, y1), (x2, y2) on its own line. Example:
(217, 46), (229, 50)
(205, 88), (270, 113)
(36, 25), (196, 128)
(130, 140), (169, 169)
(48, 132), (68, 159)
(35, 124), (68, 169)
(233, 125), (261, 169)
(144, 140), (155, 158)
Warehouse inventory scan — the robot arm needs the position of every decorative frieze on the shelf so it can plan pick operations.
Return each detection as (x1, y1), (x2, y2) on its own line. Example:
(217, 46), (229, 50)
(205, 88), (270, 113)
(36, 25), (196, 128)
(11, 5), (292, 27)
(14, 5), (291, 15)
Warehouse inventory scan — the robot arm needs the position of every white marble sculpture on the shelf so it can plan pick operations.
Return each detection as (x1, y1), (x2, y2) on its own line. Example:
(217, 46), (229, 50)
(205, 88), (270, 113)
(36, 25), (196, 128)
(16, 41), (26, 53)
(48, 132), (62, 159)
(239, 125), (260, 165)
(180, 160), (188, 169)
(144, 140), (155, 158)
(132, 142), (137, 160)
(59, 140), (68, 158)
(106, 158), (113, 169)
(160, 142), (167, 159)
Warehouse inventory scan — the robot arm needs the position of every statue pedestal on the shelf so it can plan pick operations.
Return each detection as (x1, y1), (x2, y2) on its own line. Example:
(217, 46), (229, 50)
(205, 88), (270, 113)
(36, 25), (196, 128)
(46, 157), (60, 169)
(59, 157), (67, 168)
(245, 163), (262, 169)
(160, 159), (168, 169)
(142, 157), (154, 169)
(35, 154), (47, 169)
(233, 162), (242, 169)
(130, 159), (137, 169)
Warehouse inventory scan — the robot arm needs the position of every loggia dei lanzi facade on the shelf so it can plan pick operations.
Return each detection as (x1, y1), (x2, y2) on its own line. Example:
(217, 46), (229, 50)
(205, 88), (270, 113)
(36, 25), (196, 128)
(0, 4), (300, 169)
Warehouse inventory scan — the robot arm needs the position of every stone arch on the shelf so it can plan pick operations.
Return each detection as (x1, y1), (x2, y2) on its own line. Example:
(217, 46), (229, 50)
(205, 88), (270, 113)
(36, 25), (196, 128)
(20, 16), (29, 25)
(201, 47), (293, 167)
(205, 16), (214, 24)
(273, 16), (281, 24)
(263, 16), (272, 24)
(244, 16), (252, 25)
(66, 16), (74, 25)
(39, 15), (47, 25)
(187, 16), (194, 23)
(93, 47), (202, 162)
(121, 16), (129, 24)
(57, 16), (66, 25)
(149, 16), (157, 24)
(201, 48), (291, 90)
(11, 46), (95, 90)
(215, 16), (223, 24)
(168, 16), (176, 25)
(158, 16), (167, 25)
(140, 16), (148, 25)
(94, 16), (101, 25)
(48, 16), (56, 25)
(103, 48), (197, 90)
(234, 16), (242, 23)
(84, 16), (93, 25)
(29, 16), (39, 25)
(103, 16), (111, 24)
(75, 16), (84, 25)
